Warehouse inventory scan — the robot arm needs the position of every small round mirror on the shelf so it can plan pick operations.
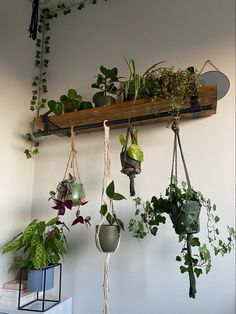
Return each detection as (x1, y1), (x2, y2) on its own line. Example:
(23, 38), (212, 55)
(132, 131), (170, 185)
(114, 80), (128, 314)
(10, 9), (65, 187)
(200, 71), (230, 100)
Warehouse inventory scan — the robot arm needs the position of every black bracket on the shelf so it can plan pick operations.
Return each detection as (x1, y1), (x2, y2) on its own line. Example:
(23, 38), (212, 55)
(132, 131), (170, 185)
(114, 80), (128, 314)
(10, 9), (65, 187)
(33, 102), (214, 138)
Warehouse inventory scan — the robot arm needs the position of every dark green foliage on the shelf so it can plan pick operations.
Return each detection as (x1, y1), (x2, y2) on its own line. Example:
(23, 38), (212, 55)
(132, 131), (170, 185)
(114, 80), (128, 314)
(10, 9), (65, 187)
(100, 181), (126, 231)
(128, 179), (236, 281)
(47, 88), (92, 115)
(2, 217), (68, 270)
(91, 65), (120, 100)
(24, 133), (39, 159)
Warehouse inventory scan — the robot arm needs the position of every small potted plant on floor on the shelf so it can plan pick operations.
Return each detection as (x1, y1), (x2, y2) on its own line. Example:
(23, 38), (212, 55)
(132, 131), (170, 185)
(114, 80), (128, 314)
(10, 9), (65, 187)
(2, 217), (68, 292)
(119, 127), (144, 196)
(96, 180), (126, 253)
(91, 65), (120, 107)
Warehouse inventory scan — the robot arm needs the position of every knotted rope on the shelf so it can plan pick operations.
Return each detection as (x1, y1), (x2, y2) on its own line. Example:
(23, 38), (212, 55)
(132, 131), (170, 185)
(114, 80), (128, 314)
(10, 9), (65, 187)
(171, 120), (196, 298)
(95, 121), (120, 314)
(63, 126), (81, 183)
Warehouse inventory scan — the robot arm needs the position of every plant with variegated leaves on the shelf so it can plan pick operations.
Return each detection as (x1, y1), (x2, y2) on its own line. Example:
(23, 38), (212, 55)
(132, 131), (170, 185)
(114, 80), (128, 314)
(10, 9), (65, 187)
(2, 217), (68, 270)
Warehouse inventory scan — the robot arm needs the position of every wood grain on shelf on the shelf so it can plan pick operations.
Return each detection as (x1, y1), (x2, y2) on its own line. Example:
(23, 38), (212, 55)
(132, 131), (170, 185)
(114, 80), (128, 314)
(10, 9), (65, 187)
(33, 84), (217, 134)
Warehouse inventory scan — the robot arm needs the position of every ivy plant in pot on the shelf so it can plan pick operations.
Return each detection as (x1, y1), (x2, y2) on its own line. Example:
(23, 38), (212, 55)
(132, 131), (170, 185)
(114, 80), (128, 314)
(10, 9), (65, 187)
(129, 180), (236, 298)
(91, 65), (120, 107)
(95, 181), (126, 253)
(119, 127), (144, 196)
(2, 217), (68, 292)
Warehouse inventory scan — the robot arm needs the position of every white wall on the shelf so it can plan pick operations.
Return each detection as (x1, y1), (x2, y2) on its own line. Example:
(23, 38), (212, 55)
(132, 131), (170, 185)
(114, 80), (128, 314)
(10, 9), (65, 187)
(4, 0), (234, 313)
(0, 1), (35, 287)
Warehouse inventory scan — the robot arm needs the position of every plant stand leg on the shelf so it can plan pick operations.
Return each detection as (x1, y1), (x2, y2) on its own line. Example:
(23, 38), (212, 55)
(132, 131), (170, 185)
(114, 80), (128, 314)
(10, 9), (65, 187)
(187, 234), (197, 298)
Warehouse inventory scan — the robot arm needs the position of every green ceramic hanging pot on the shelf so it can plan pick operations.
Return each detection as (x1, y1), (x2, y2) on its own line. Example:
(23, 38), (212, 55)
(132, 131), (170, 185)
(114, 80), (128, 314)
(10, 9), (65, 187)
(169, 199), (201, 235)
(58, 182), (85, 207)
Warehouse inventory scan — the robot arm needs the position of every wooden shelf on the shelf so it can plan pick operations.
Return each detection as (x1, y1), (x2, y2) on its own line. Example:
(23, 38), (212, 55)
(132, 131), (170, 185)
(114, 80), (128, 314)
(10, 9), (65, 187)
(33, 84), (217, 137)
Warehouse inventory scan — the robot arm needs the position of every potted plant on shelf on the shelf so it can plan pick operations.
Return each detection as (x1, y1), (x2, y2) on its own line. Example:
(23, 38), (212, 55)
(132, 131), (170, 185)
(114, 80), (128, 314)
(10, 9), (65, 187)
(119, 126), (144, 196)
(124, 58), (164, 102)
(2, 217), (68, 292)
(91, 65), (120, 107)
(48, 88), (93, 115)
(96, 180), (126, 253)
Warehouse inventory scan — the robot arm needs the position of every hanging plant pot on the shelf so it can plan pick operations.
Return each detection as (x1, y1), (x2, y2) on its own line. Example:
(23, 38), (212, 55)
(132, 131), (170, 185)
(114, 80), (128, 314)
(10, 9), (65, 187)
(120, 151), (141, 176)
(57, 182), (85, 207)
(28, 267), (54, 292)
(169, 199), (201, 235)
(95, 225), (120, 253)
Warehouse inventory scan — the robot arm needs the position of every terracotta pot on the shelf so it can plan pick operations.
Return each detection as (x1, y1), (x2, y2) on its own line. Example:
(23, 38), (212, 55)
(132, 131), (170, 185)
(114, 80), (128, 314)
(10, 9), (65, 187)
(95, 225), (120, 253)
(169, 199), (201, 234)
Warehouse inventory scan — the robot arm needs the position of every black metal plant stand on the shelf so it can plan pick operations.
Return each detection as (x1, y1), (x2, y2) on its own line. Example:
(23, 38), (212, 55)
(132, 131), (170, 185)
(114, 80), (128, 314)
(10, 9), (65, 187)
(18, 264), (62, 312)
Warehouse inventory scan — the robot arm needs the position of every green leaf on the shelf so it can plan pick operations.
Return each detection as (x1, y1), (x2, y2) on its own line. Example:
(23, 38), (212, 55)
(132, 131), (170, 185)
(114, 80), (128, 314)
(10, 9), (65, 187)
(2, 238), (21, 254)
(113, 192), (126, 201)
(100, 65), (107, 76)
(127, 144), (144, 161)
(106, 181), (115, 199)
(100, 204), (108, 216)
(191, 237), (201, 247)
(180, 265), (188, 273)
(176, 256), (182, 261)
(194, 268), (203, 278)
(23, 219), (38, 243)
(119, 134), (126, 147)
(151, 226), (158, 236)
(132, 129), (138, 145)
(214, 216), (220, 223)
(67, 89), (77, 100)
(116, 218), (124, 231)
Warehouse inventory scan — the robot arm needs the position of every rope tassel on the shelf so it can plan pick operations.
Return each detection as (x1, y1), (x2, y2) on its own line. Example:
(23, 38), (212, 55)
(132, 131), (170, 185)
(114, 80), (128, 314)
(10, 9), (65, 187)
(129, 174), (136, 196)
(28, 0), (39, 40)
(187, 234), (197, 298)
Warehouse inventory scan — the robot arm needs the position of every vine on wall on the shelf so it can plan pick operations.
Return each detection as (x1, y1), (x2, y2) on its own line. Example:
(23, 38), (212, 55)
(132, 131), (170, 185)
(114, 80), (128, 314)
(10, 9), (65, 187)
(25, 0), (108, 159)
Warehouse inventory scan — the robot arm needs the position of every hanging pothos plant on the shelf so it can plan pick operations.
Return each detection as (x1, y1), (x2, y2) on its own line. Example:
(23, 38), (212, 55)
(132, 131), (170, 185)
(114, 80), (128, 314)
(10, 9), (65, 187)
(25, 0), (108, 159)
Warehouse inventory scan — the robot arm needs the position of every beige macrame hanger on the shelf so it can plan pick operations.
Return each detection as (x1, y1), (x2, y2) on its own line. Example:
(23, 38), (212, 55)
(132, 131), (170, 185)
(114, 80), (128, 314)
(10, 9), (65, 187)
(63, 126), (82, 183)
(95, 121), (120, 314)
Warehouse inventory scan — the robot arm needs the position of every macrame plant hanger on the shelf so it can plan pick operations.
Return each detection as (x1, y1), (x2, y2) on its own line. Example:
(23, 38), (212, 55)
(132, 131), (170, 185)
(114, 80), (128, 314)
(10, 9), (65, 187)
(120, 124), (141, 196)
(96, 121), (120, 314)
(62, 126), (83, 184)
(170, 121), (197, 299)
(28, 0), (40, 40)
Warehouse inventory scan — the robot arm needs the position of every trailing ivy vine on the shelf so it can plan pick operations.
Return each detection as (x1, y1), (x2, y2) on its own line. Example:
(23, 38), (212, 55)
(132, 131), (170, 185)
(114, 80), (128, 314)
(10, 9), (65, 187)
(25, 0), (108, 158)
